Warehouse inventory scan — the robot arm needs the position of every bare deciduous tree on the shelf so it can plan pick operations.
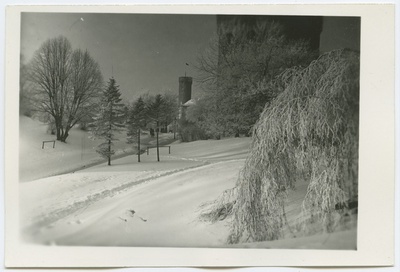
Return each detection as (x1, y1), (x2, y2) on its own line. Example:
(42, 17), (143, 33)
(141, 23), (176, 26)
(201, 49), (360, 243)
(193, 20), (316, 138)
(28, 36), (103, 142)
(64, 49), (103, 139)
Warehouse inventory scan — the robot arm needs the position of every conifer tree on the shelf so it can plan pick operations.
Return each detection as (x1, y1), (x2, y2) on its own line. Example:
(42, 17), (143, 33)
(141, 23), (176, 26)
(90, 77), (125, 165)
(126, 96), (147, 162)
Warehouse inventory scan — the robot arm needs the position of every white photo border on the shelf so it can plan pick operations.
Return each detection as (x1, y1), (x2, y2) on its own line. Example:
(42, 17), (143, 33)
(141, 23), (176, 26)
(4, 4), (396, 268)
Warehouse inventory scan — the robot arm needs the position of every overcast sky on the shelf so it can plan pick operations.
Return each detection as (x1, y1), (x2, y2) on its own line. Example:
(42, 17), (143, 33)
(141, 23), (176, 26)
(20, 13), (360, 103)
(21, 13), (217, 102)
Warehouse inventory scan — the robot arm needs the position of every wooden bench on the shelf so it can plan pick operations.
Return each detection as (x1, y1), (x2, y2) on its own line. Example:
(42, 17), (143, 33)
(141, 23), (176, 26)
(147, 145), (171, 155)
(42, 140), (56, 149)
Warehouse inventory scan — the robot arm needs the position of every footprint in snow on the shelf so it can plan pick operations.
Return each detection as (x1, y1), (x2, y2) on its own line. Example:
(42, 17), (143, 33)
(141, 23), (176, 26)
(127, 209), (135, 216)
(121, 209), (148, 222)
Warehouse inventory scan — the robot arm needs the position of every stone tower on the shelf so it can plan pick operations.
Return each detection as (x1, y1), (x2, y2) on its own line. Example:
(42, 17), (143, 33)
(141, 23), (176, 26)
(178, 76), (192, 120)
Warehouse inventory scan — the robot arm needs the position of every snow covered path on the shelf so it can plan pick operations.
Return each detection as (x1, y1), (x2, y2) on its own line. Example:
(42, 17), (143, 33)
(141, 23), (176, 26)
(23, 160), (244, 247)
(20, 136), (252, 247)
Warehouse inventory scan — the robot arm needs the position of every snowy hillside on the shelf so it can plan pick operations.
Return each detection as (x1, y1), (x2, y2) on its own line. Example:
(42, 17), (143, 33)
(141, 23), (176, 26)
(19, 116), (173, 182)
(19, 116), (356, 249)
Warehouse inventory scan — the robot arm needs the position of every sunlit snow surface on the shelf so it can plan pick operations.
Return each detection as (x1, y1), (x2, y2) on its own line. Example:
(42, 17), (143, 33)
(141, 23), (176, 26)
(19, 116), (356, 249)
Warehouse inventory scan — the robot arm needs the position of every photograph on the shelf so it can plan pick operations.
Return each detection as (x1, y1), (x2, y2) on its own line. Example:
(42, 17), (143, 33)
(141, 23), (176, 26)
(4, 4), (396, 268)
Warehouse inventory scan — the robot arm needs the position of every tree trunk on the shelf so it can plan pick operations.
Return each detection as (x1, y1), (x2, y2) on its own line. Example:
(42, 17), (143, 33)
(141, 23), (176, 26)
(60, 122), (74, 143)
(60, 130), (69, 143)
(108, 139), (111, 166)
(173, 119), (176, 139)
(156, 121), (160, 162)
(55, 118), (62, 141)
(137, 128), (141, 163)
(108, 120), (112, 165)
(56, 129), (61, 141)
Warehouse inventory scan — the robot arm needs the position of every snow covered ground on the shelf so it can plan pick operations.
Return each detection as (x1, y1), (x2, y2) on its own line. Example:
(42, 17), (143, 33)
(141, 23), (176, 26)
(19, 116), (173, 182)
(19, 116), (357, 249)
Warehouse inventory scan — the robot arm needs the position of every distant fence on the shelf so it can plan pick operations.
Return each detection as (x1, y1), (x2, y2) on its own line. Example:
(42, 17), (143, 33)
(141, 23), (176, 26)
(146, 146), (171, 155)
(42, 140), (56, 149)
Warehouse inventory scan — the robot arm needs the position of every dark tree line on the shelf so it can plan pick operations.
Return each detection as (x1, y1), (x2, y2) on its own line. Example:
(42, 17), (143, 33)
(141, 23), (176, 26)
(126, 92), (178, 163)
(89, 77), (178, 166)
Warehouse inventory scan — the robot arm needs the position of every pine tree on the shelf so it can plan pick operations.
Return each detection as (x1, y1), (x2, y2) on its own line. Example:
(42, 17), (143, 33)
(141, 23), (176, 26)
(90, 77), (125, 165)
(126, 96), (147, 162)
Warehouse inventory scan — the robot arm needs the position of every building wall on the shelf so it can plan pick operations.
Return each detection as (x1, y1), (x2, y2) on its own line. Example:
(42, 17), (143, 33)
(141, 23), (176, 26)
(216, 15), (324, 51)
(178, 76), (192, 105)
(320, 17), (361, 52)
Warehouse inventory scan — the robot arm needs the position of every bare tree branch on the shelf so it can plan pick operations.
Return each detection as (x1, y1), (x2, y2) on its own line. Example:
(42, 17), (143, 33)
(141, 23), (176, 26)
(27, 36), (103, 142)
